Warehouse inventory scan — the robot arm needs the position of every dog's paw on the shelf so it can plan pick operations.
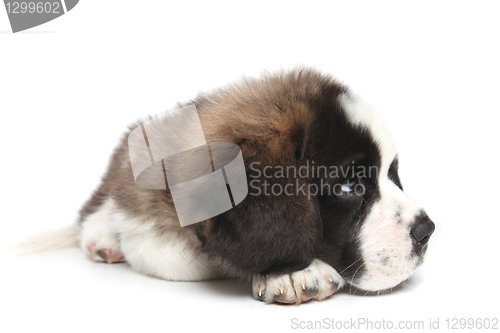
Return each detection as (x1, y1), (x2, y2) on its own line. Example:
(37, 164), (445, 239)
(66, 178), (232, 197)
(86, 243), (124, 263)
(81, 211), (124, 264)
(252, 259), (345, 304)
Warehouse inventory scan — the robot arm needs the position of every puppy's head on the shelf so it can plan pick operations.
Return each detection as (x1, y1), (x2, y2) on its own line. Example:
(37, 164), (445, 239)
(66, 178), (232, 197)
(195, 69), (434, 292)
(312, 92), (435, 292)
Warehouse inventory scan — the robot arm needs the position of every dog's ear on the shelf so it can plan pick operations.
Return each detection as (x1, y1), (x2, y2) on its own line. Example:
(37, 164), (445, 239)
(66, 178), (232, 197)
(191, 175), (323, 276)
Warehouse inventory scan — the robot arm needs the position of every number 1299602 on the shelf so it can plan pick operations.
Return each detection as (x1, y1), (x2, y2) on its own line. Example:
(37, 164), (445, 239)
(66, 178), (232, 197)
(5, 2), (61, 14)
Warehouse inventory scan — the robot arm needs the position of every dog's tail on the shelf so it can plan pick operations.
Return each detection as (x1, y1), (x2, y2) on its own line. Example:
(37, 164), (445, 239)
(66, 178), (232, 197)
(9, 224), (80, 256)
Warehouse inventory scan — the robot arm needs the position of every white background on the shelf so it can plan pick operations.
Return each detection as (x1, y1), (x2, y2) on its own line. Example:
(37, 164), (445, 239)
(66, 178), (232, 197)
(1, 1), (499, 332)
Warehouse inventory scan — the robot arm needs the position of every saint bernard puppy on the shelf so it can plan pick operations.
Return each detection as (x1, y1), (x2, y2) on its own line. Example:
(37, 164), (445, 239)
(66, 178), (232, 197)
(13, 68), (435, 304)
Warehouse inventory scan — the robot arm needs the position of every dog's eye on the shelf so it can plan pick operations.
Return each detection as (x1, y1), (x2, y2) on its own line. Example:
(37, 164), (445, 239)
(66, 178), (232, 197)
(341, 178), (358, 192)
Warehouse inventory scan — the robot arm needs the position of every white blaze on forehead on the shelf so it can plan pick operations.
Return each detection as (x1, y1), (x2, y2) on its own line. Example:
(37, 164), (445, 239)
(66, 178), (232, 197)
(338, 93), (397, 176)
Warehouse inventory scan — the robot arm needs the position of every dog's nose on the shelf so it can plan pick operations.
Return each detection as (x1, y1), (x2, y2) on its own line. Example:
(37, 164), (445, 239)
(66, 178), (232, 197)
(410, 214), (435, 244)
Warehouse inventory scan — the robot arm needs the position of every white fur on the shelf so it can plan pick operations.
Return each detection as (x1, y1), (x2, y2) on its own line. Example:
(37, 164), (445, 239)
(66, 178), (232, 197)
(80, 198), (223, 281)
(355, 179), (422, 291)
(252, 259), (345, 304)
(340, 92), (425, 291)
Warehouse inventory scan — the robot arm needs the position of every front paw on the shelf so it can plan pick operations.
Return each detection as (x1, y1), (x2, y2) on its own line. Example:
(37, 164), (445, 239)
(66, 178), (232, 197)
(252, 259), (345, 304)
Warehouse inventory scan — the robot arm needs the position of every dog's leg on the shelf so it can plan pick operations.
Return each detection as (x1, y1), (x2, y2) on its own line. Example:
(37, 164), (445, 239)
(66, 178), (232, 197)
(80, 198), (124, 263)
(111, 206), (224, 282)
(117, 224), (225, 282)
(252, 259), (345, 304)
(81, 198), (223, 281)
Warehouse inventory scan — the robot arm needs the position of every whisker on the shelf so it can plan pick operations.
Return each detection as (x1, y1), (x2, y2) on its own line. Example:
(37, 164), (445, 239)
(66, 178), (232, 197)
(349, 263), (365, 294)
(340, 258), (362, 274)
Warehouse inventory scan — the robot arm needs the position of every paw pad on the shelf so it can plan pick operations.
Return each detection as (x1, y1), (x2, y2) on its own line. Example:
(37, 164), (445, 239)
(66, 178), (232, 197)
(87, 244), (124, 263)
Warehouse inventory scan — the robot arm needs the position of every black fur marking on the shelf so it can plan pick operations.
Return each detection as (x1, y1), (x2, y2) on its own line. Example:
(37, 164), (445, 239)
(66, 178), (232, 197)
(388, 156), (403, 190)
(305, 86), (382, 284)
(193, 184), (322, 275)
